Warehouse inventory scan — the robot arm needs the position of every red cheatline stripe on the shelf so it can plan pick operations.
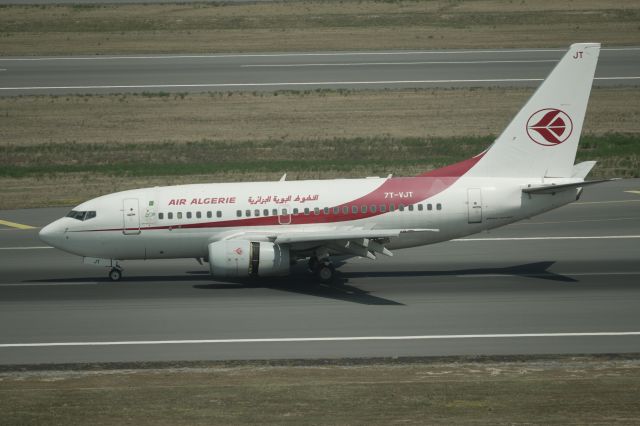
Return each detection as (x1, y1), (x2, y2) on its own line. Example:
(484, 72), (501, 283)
(81, 153), (484, 233)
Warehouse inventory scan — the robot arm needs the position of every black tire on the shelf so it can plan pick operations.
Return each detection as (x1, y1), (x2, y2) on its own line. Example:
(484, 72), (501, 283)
(108, 268), (122, 282)
(317, 263), (335, 283)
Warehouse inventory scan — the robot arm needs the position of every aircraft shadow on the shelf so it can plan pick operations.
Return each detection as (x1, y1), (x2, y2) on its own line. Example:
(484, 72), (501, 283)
(192, 272), (405, 306)
(343, 261), (577, 283)
(23, 261), (573, 306)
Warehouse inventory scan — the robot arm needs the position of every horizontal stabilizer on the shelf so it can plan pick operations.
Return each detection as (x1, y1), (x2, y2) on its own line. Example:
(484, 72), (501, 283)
(572, 161), (597, 178)
(522, 179), (615, 195)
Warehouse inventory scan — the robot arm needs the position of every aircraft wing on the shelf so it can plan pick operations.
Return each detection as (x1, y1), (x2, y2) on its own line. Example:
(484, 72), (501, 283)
(272, 228), (438, 244)
(273, 228), (438, 259)
(218, 228), (438, 259)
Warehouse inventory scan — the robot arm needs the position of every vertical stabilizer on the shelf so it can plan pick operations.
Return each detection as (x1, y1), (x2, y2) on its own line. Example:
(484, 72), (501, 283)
(467, 43), (600, 178)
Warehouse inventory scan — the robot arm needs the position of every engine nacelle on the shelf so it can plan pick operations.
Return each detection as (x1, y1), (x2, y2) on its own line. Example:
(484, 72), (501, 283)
(208, 240), (290, 278)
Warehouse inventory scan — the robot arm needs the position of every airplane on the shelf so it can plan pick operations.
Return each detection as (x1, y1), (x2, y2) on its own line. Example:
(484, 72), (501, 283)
(39, 43), (610, 283)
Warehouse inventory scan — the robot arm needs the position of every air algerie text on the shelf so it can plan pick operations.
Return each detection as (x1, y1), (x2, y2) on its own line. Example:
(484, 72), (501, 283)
(168, 197), (237, 206)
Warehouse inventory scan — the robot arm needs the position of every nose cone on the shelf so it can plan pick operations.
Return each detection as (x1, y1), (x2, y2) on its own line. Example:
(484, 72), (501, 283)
(39, 221), (62, 247)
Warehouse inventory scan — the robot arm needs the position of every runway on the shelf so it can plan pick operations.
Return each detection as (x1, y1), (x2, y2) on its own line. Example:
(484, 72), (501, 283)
(0, 179), (639, 365)
(1, 47), (639, 95)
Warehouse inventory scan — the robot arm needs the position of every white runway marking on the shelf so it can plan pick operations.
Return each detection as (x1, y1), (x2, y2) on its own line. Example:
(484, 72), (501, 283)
(0, 47), (636, 62)
(2, 331), (638, 348)
(514, 217), (638, 226)
(453, 235), (640, 242)
(0, 246), (53, 250)
(458, 272), (640, 278)
(1, 77), (637, 92)
(242, 60), (557, 68)
(0, 282), (98, 287)
(574, 199), (640, 205)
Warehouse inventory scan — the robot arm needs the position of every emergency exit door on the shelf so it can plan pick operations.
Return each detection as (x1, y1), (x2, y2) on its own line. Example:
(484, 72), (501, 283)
(123, 198), (141, 235)
(467, 188), (483, 224)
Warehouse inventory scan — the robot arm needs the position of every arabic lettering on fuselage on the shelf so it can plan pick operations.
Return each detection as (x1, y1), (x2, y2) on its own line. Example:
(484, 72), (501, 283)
(248, 194), (320, 205)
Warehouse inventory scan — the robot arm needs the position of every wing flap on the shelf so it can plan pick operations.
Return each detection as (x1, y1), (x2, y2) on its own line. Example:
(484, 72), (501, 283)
(272, 228), (438, 244)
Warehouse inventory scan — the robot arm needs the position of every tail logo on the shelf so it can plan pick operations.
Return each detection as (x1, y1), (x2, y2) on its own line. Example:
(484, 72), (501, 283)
(526, 108), (573, 146)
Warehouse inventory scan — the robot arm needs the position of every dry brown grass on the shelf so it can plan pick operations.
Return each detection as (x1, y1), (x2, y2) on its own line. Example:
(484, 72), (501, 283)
(0, 0), (639, 55)
(0, 87), (637, 210)
(1, 357), (639, 425)
(1, 88), (637, 146)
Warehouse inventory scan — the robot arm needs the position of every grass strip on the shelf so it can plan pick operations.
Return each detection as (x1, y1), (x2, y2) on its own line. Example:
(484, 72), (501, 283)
(1, 135), (637, 179)
(1, 1), (639, 55)
(1, 356), (639, 425)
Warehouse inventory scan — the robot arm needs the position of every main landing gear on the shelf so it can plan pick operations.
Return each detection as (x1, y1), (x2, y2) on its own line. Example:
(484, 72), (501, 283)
(108, 266), (123, 282)
(308, 256), (335, 283)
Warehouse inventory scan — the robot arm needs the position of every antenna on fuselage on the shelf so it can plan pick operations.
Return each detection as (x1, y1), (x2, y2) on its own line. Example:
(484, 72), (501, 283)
(279, 173), (287, 182)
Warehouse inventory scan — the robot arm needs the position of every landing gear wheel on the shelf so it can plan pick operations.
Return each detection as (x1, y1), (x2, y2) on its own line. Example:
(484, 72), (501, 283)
(317, 263), (335, 284)
(108, 268), (122, 282)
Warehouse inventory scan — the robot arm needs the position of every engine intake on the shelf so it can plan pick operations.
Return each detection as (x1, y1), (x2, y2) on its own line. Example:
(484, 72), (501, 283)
(208, 240), (290, 278)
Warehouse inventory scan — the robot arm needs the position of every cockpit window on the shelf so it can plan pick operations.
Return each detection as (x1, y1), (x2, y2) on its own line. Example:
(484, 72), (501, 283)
(66, 210), (96, 221)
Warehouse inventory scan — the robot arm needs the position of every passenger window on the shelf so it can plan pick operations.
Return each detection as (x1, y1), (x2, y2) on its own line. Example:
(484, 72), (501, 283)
(437, 203), (442, 210)
(323, 207), (329, 215)
(245, 210), (251, 217)
(427, 204), (433, 211)
(390, 204), (395, 212)
(217, 211), (222, 218)
(187, 212), (192, 219)
(361, 205), (367, 214)
(264, 209), (269, 216)
(343, 206), (349, 214)
(293, 208), (299, 215)
(380, 205), (386, 212)
(352, 206), (358, 214)
(314, 207), (320, 215)
(207, 211), (212, 218)
(408, 205), (414, 211)
(236, 210), (242, 217)
(399, 205), (405, 212)
(304, 208), (310, 215)
(168, 212), (173, 219)
(158, 213), (164, 220)
(177, 212), (183, 219)
(196, 211), (202, 219)
(418, 204), (423, 211)
(272, 209), (278, 216)
(282, 208), (288, 215)
(370, 205), (377, 213)
(333, 207), (340, 215)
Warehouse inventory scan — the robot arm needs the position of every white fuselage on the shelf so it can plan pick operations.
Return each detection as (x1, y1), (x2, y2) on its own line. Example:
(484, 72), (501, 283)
(39, 175), (579, 261)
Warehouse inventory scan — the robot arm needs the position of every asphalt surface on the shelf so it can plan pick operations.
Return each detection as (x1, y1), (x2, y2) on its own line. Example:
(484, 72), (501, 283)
(1, 47), (639, 95)
(0, 179), (639, 365)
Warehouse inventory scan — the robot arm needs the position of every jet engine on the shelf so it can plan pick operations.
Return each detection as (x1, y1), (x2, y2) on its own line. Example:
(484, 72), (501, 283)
(208, 240), (290, 278)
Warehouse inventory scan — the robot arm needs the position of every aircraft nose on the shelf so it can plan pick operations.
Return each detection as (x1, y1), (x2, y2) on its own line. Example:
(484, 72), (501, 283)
(39, 221), (62, 247)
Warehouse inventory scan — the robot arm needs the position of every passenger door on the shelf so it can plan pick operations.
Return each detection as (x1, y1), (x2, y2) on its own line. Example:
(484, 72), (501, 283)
(122, 198), (141, 235)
